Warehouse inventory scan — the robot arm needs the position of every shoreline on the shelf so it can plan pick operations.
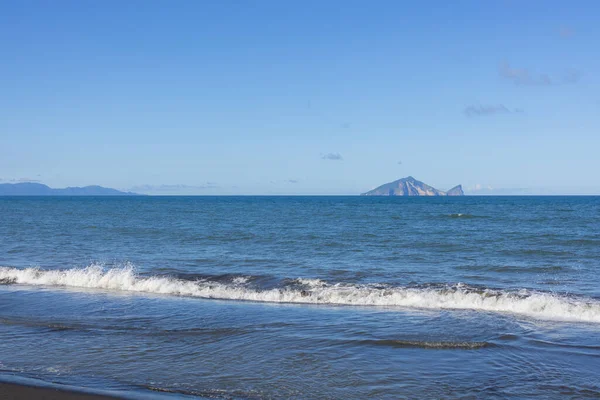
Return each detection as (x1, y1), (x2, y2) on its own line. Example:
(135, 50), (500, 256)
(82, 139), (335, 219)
(0, 382), (121, 400)
(0, 375), (195, 400)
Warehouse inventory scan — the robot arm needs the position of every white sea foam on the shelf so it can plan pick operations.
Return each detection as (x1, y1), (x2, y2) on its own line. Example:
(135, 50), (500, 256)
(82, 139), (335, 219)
(232, 276), (250, 285)
(295, 278), (327, 287)
(1, 266), (600, 323)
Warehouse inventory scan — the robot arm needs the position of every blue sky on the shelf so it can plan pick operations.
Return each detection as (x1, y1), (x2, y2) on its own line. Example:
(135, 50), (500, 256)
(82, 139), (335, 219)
(1, 1), (599, 194)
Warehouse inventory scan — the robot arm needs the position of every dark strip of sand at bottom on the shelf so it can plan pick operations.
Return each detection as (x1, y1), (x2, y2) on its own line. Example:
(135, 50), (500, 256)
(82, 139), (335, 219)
(0, 382), (121, 400)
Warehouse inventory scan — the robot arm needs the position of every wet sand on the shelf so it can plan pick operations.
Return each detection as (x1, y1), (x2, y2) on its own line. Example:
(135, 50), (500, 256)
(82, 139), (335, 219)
(0, 382), (120, 399)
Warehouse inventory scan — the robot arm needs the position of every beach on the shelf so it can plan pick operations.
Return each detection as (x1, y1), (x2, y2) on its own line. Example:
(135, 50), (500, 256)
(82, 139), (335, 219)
(0, 382), (118, 400)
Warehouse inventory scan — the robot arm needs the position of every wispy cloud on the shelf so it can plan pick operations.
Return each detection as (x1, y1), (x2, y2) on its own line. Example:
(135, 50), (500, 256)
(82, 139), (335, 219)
(130, 183), (219, 194)
(465, 104), (509, 117)
(464, 184), (600, 195)
(464, 104), (523, 117)
(466, 184), (530, 195)
(561, 68), (583, 84)
(499, 62), (582, 86)
(466, 185), (531, 195)
(499, 62), (552, 86)
(467, 183), (494, 192)
(1, 177), (42, 183)
(270, 179), (300, 185)
(321, 153), (343, 161)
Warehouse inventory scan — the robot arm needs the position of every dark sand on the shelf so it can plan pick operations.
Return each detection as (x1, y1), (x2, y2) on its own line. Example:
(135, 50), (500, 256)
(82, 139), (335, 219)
(0, 382), (120, 399)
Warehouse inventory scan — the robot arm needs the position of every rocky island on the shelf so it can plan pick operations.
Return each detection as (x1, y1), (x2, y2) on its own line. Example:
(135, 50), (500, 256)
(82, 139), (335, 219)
(361, 176), (464, 196)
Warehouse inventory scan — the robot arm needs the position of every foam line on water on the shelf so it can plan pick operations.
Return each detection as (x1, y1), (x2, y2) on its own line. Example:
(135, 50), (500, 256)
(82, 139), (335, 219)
(1, 266), (600, 323)
(359, 339), (492, 349)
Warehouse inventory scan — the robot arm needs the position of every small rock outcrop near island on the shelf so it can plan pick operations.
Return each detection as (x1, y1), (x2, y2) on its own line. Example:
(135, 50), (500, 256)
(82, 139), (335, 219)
(446, 185), (464, 196)
(361, 176), (464, 196)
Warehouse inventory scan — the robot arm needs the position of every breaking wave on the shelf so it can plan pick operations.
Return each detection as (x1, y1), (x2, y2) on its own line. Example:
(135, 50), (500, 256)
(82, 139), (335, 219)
(1, 265), (600, 323)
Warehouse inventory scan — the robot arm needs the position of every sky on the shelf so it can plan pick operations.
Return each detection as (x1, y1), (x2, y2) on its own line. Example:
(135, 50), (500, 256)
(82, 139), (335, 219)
(1, 0), (599, 195)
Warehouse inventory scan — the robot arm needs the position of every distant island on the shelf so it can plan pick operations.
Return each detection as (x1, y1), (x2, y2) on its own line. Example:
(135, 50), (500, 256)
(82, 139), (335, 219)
(361, 176), (464, 196)
(0, 182), (139, 196)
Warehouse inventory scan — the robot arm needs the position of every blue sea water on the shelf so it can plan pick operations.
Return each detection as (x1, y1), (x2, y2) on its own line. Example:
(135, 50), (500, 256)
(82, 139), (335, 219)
(1, 196), (599, 398)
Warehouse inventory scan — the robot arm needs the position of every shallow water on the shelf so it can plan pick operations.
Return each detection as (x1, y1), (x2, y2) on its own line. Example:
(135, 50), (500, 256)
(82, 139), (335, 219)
(1, 196), (599, 398)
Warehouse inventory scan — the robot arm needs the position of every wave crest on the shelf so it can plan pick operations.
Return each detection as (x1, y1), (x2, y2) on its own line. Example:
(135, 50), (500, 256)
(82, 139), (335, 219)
(1, 266), (599, 323)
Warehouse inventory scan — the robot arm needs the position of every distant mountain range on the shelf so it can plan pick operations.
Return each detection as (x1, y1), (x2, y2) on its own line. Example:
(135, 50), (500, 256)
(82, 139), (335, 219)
(361, 176), (464, 196)
(0, 182), (139, 196)
(0, 179), (464, 196)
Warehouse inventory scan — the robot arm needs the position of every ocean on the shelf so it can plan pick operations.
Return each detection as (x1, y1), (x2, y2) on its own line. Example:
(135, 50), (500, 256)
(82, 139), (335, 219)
(1, 196), (599, 398)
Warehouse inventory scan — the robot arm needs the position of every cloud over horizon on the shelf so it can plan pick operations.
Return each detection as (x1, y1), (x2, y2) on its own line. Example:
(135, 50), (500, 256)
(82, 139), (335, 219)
(0, 178), (42, 183)
(130, 183), (219, 194)
(269, 179), (300, 185)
